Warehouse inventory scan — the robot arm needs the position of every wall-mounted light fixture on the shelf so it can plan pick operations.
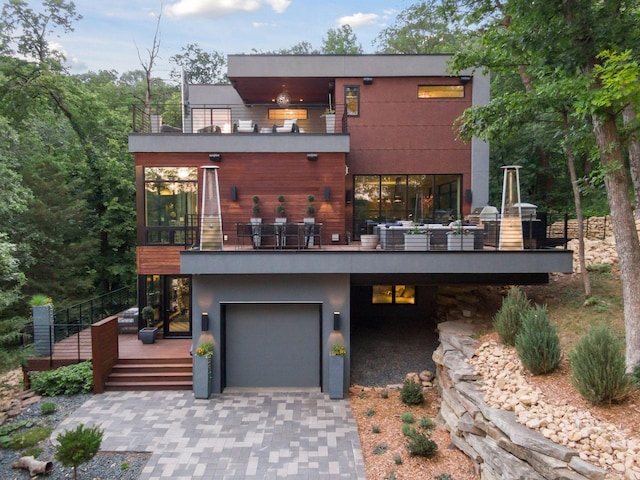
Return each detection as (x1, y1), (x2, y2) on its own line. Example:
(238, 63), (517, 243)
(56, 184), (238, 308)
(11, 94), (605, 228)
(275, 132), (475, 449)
(306, 153), (318, 161)
(460, 75), (471, 84)
(209, 153), (221, 162)
(230, 186), (238, 201)
(345, 189), (352, 204)
(333, 311), (341, 331)
(324, 186), (331, 201)
(363, 77), (374, 85)
(201, 312), (209, 331)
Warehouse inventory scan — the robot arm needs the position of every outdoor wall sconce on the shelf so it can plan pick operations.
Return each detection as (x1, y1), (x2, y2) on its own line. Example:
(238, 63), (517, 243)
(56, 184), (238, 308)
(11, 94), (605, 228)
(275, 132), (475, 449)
(209, 153), (221, 162)
(460, 75), (471, 84)
(307, 153), (318, 161)
(230, 186), (238, 201)
(333, 311), (341, 331)
(363, 77), (374, 85)
(324, 186), (331, 201)
(201, 312), (209, 331)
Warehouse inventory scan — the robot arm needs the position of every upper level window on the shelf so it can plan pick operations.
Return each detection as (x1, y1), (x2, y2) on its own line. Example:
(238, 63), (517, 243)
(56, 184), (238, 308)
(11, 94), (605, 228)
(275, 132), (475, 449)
(144, 167), (198, 245)
(192, 108), (231, 133)
(268, 108), (308, 121)
(345, 86), (360, 116)
(417, 85), (464, 99)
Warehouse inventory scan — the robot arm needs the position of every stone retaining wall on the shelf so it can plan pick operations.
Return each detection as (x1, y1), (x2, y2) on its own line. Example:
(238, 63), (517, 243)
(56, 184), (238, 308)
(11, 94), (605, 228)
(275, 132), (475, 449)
(549, 216), (613, 241)
(433, 321), (611, 480)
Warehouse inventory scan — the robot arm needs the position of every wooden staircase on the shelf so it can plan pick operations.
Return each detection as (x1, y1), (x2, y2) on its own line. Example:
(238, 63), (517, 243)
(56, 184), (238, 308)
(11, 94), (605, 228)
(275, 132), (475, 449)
(105, 357), (192, 391)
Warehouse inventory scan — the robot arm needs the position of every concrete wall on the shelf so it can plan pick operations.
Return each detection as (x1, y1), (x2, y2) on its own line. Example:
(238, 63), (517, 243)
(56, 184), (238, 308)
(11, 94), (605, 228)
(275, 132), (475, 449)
(191, 273), (350, 394)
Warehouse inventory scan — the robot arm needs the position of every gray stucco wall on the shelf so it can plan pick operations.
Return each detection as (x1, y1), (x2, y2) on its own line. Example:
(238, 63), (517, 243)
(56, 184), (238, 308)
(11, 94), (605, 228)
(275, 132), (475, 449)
(191, 273), (351, 394)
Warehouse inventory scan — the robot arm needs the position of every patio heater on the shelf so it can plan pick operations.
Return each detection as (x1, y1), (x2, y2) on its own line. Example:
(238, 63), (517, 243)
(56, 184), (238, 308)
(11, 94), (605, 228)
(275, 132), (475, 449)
(200, 165), (224, 251)
(499, 165), (524, 250)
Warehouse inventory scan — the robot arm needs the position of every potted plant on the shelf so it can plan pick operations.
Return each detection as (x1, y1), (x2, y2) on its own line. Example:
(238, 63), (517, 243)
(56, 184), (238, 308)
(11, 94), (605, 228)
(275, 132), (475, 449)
(329, 343), (346, 399)
(193, 340), (214, 399)
(276, 195), (286, 218)
(139, 306), (158, 344)
(321, 108), (336, 133)
(250, 196), (262, 248)
(447, 220), (474, 250)
(306, 195), (315, 216)
(404, 225), (431, 251)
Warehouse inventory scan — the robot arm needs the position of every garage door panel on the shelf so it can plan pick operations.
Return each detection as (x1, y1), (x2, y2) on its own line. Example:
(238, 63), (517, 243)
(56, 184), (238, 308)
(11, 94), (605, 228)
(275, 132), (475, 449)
(225, 304), (320, 388)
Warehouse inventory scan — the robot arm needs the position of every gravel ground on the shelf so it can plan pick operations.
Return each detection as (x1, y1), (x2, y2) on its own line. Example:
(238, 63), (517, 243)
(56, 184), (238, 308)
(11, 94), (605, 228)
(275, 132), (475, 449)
(0, 393), (150, 480)
(350, 315), (438, 386)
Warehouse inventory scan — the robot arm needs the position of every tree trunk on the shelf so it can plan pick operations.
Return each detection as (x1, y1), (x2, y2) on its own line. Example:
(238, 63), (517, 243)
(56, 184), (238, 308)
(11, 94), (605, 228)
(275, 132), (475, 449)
(562, 113), (591, 297)
(592, 114), (640, 372)
(623, 104), (640, 220)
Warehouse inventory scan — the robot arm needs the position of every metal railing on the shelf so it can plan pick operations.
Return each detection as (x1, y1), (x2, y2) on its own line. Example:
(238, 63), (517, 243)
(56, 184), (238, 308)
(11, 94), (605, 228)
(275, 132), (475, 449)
(132, 103), (348, 135)
(23, 285), (137, 365)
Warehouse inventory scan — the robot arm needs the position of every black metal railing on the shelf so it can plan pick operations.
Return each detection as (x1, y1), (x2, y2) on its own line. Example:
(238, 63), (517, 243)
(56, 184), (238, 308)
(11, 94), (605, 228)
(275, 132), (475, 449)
(132, 102), (349, 135)
(23, 285), (137, 364)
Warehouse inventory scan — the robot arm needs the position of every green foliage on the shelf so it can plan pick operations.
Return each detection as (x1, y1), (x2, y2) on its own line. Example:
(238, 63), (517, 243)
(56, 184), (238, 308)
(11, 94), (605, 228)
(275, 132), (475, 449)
(418, 416), (435, 431)
(30, 361), (93, 396)
(405, 429), (438, 458)
(569, 326), (633, 404)
(372, 425), (381, 434)
(364, 408), (376, 418)
(0, 420), (33, 447)
(434, 474), (454, 480)
(29, 294), (52, 306)
(24, 446), (43, 458)
(322, 25), (363, 54)
(401, 424), (416, 437)
(634, 364), (640, 386)
(380, 390), (389, 399)
(40, 402), (57, 415)
(393, 454), (402, 465)
(586, 264), (611, 274)
(400, 379), (424, 405)
(372, 443), (388, 455)
(5, 426), (52, 449)
(493, 287), (531, 346)
(400, 412), (415, 424)
(121, 462), (130, 471)
(515, 305), (561, 375)
(55, 423), (103, 480)
(385, 472), (397, 480)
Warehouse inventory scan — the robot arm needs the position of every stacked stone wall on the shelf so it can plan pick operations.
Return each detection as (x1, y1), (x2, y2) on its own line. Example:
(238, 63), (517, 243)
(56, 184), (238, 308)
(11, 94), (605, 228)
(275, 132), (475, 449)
(434, 321), (622, 480)
(549, 216), (613, 241)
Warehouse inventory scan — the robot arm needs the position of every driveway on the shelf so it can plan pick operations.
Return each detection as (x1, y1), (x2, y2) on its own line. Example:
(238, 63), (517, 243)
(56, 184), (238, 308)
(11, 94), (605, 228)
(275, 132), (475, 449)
(52, 390), (365, 479)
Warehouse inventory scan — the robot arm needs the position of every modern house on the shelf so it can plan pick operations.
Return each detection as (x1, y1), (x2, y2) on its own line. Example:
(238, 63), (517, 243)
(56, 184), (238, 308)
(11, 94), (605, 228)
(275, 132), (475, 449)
(128, 54), (573, 396)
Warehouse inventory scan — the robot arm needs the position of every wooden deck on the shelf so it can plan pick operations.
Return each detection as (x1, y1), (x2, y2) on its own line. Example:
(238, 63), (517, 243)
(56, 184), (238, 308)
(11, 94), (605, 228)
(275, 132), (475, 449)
(25, 331), (191, 371)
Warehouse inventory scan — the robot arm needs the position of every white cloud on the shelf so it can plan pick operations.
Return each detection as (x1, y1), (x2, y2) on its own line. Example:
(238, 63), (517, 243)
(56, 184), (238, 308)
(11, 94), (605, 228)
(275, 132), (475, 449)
(337, 12), (379, 28)
(165, 0), (289, 17)
(252, 22), (276, 28)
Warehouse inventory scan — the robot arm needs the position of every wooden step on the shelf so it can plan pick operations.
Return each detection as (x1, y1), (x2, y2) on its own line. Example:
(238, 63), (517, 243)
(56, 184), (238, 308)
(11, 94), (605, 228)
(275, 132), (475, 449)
(105, 358), (193, 391)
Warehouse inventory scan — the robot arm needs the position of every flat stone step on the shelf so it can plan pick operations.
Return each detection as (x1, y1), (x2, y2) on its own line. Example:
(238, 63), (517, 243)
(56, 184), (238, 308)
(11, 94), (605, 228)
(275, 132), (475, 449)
(104, 381), (192, 391)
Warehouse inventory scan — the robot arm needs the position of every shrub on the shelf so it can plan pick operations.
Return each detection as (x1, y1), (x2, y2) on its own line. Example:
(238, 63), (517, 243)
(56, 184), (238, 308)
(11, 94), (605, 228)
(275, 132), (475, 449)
(30, 361), (93, 396)
(400, 412), (414, 424)
(401, 424), (416, 437)
(569, 326), (634, 404)
(406, 430), (438, 457)
(372, 425), (381, 434)
(380, 390), (389, 399)
(372, 443), (388, 455)
(55, 423), (103, 480)
(40, 402), (57, 415)
(418, 416), (435, 431)
(5, 426), (52, 449)
(493, 286), (531, 346)
(515, 305), (561, 375)
(400, 379), (424, 405)
(364, 408), (376, 418)
(393, 454), (402, 465)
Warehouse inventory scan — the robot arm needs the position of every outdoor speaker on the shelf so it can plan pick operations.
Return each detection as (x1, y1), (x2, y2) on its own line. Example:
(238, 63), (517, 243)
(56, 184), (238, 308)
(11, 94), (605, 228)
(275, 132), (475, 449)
(465, 189), (473, 203)
(345, 189), (352, 204)
(230, 186), (238, 201)
(324, 186), (331, 201)
(201, 312), (209, 331)
(209, 153), (221, 162)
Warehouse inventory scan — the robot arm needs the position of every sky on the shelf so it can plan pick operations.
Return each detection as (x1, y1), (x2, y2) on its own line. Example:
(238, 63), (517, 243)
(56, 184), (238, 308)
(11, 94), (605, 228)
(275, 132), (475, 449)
(47, 0), (412, 81)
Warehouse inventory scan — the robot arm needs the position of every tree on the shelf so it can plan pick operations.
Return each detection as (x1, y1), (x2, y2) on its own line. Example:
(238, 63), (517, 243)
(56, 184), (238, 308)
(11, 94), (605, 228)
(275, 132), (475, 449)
(135, 8), (162, 114)
(374, 0), (467, 54)
(55, 423), (103, 480)
(252, 41), (320, 55)
(169, 43), (227, 84)
(322, 25), (363, 54)
(453, 0), (640, 372)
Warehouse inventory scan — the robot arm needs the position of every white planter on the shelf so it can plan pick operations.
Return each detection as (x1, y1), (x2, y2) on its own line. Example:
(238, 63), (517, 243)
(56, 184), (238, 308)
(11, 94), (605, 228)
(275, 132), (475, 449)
(193, 355), (213, 399)
(360, 234), (378, 249)
(329, 355), (344, 399)
(250, 218), (262, 248)
(324, 114), (336, 133)
(403, 233), (431, 251)
(447, 234), (474, 251)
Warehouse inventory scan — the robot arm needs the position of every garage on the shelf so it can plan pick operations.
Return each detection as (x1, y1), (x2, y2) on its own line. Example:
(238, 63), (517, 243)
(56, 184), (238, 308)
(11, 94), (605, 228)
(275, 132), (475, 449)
(223, 303), (321, 389)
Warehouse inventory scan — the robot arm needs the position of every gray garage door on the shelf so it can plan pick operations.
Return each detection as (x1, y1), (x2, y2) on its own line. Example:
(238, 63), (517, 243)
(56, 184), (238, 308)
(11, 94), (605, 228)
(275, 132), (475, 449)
(225, 304), (321, 388)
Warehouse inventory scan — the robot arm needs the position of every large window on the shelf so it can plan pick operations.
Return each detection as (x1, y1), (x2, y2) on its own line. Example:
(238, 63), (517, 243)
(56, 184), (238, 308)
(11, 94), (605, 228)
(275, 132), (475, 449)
(192, 108), (232, 133)
(372, 285), (415, 304)
(345, 86), (360, 116)
(417, 85), (465, 98)
(353, 174), (461, 237)
(145, 167), (198, 245)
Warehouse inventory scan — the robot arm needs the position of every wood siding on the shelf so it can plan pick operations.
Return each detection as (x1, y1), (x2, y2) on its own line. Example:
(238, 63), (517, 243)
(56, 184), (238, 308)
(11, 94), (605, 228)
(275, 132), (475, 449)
(137, 246), (183, 274)
(91, 315), (119, 394)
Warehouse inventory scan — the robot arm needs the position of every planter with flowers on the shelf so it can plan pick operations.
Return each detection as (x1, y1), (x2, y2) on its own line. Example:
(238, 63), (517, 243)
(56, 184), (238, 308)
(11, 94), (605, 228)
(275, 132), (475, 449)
(193, 341), (214, 399)
(403, 226), (431, 251)
(321, 109), (336, 133)
(447, 220), (474, 251)
(31, 294), (54, 356)
(329, 343), (346, 399)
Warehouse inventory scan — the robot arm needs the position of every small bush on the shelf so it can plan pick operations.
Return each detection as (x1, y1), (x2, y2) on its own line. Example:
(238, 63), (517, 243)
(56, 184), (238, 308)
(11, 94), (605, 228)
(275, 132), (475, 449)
(418, 416), (435, 431)
(493, 286), (531, 346)
(55, 423), (103, 480)
(400, 379), (424, 405)
(30, 361), (93, 396)
(434, 474), (453, 480)
(515, 305), (561, 375)
(393, 454), (402, 465)
(40, 402), (57, 415)
(372, 443), (388, 455)
(380, 390), (389, 399)
(364, 408), (376, 418)
(569, 326), (634, 404)
(401, 424), (416, 437)
(385, 472), (397, 480)
(406, 430), (438, 458)
(372, 425), (381, 434)
(400, 412), (414, 424)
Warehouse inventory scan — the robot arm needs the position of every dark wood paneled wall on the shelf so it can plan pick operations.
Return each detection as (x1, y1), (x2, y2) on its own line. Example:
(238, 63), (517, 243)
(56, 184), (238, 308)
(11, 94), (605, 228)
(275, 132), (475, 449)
(91, 315), (119, 394)
(137, 246), (183, 274)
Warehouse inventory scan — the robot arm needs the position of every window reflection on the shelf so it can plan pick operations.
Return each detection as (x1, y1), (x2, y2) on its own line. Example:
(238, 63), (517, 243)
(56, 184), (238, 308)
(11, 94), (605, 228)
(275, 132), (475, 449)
(372, 285), (415, 304)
